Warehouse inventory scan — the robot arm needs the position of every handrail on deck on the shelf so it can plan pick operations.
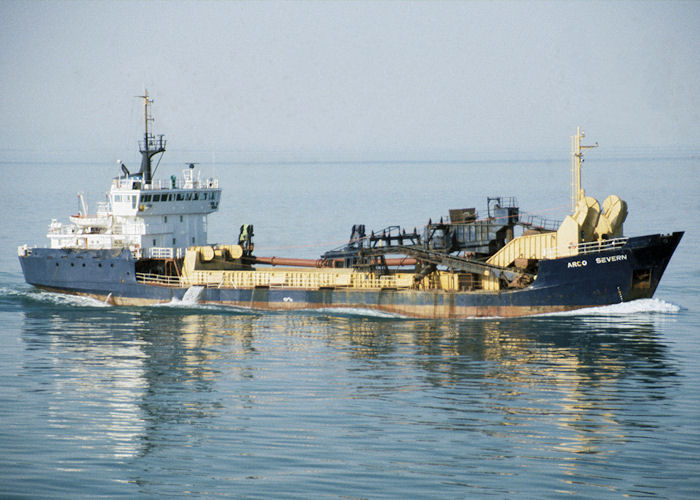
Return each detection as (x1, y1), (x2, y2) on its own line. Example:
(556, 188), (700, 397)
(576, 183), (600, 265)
(544, 237), (629, 259)
(135, 272), (181, 286)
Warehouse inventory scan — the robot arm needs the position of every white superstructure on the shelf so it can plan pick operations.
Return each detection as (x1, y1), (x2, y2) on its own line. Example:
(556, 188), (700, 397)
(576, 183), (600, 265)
(47, 92), (221, 259)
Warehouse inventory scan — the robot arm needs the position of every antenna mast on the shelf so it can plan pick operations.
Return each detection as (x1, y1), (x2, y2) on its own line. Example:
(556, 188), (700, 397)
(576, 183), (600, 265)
(570, 127), (598, 212)
(137, 90), (166, 185)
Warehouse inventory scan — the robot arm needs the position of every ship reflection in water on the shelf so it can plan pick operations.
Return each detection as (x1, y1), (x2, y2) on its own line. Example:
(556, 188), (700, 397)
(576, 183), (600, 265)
(333, 311), (677, 456)
(19, 301), (679, 495)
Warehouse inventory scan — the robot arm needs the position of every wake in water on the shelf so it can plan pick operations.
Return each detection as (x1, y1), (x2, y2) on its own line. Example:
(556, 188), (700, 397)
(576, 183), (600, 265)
(543, 298), (681, 317)
(317, 298), (683, 321)
(0, 286), (112, 308)
(315, 299), (683, 321)
(315, 307), (409, 320)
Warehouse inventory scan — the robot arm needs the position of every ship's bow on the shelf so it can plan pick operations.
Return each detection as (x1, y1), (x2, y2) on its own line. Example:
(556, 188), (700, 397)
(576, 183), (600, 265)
(627, 231), (683, 300)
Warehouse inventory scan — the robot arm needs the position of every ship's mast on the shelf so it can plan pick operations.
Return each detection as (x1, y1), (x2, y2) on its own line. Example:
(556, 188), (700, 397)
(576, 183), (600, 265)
(137, 90), (166, 185)
(570, 127), (598, 212)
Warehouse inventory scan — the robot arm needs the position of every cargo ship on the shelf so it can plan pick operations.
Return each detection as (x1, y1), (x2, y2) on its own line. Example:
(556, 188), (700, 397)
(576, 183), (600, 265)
(18, 93), (683, 318)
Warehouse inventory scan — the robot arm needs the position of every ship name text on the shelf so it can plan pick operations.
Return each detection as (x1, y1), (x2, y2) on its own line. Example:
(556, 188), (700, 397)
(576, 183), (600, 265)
(595, 254), (628, 265)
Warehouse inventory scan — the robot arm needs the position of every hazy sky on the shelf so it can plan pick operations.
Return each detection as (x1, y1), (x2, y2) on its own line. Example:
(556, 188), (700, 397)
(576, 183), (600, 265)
(1, 1), (698, 161)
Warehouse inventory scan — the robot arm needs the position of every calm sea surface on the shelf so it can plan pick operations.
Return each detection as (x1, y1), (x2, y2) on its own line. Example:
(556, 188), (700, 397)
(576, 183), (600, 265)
(1, 157), (699, 498)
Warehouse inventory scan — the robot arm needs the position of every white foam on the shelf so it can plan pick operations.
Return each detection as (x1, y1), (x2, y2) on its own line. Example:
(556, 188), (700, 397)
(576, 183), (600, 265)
(0, 286), (27, 298)
(0, 285), (115, 308)
(159, 286), (207, 308)
(31, 290), (111, 308)
(181, 286), (205, 304)
(316, 307), (409, 319)
(153, 287), (259, 314)
(543, 298), (681, 317)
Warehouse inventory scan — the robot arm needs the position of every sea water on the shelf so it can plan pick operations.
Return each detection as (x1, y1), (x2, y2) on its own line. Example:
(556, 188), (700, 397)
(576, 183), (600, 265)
(1, 157), (699, 498)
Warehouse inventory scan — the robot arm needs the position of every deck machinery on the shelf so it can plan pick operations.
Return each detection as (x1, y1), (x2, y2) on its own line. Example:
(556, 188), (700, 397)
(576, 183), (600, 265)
(320, 197), (551, 290)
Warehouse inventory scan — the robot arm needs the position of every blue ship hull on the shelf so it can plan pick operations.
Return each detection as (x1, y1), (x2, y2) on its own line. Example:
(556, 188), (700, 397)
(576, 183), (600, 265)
(18, 232), (683, 318)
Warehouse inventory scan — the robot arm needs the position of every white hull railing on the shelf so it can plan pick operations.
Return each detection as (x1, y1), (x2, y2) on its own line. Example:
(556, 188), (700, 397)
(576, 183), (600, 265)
(544, 237), (629, 260)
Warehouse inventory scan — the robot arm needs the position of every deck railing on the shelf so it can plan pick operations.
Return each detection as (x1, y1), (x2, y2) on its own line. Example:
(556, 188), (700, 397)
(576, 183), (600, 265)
(135, 273), (181, 286)
(543, 237), (629, 259)
(179, 269), (417, 290)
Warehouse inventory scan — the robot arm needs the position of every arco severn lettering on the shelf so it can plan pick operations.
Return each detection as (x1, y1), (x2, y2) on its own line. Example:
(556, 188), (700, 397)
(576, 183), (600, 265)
(595, 254), (628, 264)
